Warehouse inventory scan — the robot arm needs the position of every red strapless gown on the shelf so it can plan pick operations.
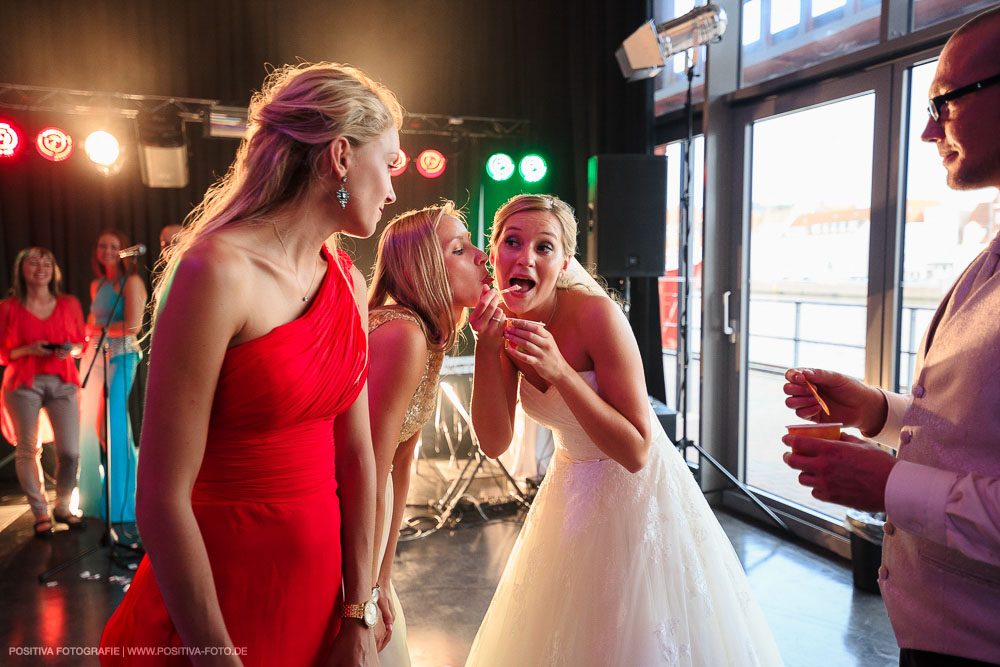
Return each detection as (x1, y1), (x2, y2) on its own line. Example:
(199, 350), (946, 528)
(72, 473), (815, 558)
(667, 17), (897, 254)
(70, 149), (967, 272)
(100, 247), (368, 666)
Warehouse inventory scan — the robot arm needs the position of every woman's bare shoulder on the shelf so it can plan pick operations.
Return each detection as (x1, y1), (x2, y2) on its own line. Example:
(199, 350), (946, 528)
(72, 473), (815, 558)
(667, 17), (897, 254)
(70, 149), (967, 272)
(178, 229), (271, 287)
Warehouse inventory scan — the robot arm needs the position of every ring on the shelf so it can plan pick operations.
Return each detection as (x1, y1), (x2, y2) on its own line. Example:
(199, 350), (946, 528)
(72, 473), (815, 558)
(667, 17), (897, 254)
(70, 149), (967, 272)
(492, 314), (502, 322)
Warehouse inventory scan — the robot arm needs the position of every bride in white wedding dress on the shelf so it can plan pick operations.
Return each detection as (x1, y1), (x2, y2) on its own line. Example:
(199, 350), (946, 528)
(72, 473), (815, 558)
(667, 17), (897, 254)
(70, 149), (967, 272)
(464, 194), (783, 667)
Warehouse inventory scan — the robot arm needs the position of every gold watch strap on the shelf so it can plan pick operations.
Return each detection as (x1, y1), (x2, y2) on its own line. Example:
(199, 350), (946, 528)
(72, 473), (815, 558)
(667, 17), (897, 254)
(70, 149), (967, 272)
(341, 603), (366, 619)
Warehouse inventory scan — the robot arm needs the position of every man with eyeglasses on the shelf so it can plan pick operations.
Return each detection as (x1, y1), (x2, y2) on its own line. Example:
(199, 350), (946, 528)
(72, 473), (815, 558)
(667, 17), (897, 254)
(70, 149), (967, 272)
(782, 6), (1000, 667)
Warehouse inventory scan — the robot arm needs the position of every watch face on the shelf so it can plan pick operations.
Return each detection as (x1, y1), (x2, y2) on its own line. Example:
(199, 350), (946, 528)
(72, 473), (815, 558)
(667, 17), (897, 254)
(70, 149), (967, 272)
(363, 600), (379, 628)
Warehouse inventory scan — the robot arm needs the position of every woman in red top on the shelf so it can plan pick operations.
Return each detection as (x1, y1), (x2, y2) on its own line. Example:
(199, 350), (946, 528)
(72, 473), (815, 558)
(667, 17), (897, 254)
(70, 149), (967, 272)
(0, 247), (86, 537)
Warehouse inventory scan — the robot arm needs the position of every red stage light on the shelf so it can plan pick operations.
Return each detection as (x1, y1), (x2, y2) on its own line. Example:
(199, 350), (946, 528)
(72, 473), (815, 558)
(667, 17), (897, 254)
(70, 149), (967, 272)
(36, 127), (74, 162)
(390, 149), (408, 177)
(0, 122), (20, 158)
(416, 149), (446, 178)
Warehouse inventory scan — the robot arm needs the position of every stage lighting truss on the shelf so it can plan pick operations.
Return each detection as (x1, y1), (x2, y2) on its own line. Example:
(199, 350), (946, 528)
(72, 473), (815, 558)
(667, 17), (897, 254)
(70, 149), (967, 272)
(400, 113), (530, 140)
(0, 85), (536, 185)
(0, 83), (216, 125)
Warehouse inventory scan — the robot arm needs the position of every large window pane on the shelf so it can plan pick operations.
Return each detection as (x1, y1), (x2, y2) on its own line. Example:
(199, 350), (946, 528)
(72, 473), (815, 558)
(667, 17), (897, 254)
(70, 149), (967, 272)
(656, 138), (704, 455)
(745, 94), (875, 518)
(912, 0), (997, 32)
(897, 61), (999, 391)
(742, 0), (880, 87)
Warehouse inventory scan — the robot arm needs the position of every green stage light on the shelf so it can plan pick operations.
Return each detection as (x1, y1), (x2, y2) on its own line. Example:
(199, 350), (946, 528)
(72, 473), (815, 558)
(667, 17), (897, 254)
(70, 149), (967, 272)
(486, 153), (515, 181)
(519, 154), (547, 183)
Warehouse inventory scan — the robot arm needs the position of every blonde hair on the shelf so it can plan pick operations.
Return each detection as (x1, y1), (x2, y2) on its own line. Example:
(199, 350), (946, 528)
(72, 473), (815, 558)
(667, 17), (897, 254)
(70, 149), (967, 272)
(10, 247), (62, 301)
(153, 61), (403, 313)
(490, 194), (607, 296)
(368, 201), (467, 351)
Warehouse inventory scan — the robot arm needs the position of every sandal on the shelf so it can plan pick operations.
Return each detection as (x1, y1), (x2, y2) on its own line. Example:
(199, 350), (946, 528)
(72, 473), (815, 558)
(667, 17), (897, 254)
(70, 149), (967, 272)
(33, 517), (53, 538)
(53, 510), (86, 530)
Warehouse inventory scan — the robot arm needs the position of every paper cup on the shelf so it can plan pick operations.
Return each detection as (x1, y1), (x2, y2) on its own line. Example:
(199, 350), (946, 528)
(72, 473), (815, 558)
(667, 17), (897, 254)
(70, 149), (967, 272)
(506, 318), (546, 329)
(505, 319), (544, 353)
(785, 422), (842, 439)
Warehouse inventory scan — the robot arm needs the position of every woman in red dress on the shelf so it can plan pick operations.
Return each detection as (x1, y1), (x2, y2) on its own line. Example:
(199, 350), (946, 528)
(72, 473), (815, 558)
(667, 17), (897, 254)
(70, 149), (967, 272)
(100, 62), (402, 666)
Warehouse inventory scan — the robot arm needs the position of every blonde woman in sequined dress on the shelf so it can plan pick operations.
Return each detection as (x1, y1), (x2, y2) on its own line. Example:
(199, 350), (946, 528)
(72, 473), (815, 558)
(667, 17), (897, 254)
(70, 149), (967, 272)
(366, 200), (492, 665)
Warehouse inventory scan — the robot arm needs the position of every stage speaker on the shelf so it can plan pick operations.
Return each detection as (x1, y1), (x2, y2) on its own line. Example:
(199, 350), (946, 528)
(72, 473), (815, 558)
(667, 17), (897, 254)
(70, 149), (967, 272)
(137, 111), (189, 188)
(586, 154), (667, 277)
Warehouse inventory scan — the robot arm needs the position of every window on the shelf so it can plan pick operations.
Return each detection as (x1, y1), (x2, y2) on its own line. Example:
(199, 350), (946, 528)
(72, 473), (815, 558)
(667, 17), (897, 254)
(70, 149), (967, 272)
(744, 94), (875, 517)
(656, 137), (704, 453)
(912, 0), (997, 32)
(742, 0), (880, 86)
(897, 60), (999, 391)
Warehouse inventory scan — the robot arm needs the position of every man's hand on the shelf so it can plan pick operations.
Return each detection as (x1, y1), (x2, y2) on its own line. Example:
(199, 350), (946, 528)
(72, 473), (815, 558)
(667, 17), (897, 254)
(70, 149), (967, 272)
(783, 368), (888, 435)
(782, 433), (897, 512)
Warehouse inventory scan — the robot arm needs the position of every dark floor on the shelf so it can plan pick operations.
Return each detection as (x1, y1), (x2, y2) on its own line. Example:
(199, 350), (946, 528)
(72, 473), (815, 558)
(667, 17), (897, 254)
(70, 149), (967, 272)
(0, 459), (899, 667)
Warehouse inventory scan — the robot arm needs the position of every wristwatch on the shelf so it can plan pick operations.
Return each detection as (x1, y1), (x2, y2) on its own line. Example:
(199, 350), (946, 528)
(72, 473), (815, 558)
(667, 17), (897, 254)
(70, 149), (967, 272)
(342, 585), (380, 628)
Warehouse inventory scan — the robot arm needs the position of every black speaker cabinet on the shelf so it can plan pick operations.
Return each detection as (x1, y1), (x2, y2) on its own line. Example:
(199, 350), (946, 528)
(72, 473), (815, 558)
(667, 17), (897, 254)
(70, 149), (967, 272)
(586, 154), (667, 277)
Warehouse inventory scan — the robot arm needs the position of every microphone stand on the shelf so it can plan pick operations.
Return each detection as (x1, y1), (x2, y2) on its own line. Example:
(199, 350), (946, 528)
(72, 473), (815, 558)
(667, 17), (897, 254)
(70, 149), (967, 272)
(40, 268), (143, 583)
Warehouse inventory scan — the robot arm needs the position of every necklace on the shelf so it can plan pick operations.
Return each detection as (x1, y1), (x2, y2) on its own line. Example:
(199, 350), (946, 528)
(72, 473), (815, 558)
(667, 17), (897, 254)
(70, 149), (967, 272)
(272, 222), (320, 302)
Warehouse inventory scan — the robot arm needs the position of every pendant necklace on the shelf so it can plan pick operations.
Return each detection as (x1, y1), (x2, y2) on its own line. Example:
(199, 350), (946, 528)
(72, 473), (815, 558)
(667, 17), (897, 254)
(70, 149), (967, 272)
(272, 222), (320, 302)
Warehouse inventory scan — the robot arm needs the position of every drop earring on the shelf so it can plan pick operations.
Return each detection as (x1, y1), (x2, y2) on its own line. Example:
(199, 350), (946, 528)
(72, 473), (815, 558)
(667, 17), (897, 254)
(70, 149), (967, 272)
(336, 175), (350, 209)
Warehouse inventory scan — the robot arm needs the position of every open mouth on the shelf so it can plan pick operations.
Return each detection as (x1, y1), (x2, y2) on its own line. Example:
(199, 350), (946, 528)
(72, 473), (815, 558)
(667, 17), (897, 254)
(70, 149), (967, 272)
(508, 277), (535, 294)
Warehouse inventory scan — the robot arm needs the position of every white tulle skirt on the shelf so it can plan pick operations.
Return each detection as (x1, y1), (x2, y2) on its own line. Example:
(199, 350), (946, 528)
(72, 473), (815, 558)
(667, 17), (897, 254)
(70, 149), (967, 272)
(465, 418), (784, 667)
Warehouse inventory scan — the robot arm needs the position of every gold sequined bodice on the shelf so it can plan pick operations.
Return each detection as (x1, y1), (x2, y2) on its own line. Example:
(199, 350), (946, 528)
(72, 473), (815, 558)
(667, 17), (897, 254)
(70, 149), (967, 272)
(368, 305), (444, 442)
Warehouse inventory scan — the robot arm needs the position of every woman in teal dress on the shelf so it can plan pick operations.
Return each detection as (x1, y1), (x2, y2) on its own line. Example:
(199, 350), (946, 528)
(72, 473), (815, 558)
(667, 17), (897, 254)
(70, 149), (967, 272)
(78, 229), (147, 522)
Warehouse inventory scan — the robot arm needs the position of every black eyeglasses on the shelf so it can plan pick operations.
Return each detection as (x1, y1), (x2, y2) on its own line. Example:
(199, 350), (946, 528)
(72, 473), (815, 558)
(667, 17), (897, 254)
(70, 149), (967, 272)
(927, 72), (1000, 121)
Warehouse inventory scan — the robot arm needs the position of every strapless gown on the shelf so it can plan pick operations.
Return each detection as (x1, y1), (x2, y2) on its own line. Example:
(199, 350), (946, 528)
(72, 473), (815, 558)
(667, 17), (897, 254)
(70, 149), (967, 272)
(100, 247), (368, 666)
(465, 371), (784, 667)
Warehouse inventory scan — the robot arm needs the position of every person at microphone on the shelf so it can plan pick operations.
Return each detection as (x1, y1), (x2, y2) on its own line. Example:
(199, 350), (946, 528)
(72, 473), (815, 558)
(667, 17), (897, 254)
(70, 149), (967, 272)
(77, 229), (147, 522)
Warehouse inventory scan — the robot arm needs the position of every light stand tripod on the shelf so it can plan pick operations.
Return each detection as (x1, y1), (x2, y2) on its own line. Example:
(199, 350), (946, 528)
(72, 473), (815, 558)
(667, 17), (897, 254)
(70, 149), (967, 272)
(402, 379), (529, 541)
(39, 275), (142, 583)
(675, 51), (788, 533)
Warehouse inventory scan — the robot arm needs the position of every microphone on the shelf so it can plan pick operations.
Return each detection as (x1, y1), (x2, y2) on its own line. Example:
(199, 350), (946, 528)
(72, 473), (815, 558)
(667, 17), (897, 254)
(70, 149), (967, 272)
(118, 244), (147, 258)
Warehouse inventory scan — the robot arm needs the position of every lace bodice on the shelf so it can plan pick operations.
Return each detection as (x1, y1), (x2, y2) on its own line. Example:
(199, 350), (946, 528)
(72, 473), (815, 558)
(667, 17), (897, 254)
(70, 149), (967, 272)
(518, 370), (608, 462)
(368, 305), (444, 442)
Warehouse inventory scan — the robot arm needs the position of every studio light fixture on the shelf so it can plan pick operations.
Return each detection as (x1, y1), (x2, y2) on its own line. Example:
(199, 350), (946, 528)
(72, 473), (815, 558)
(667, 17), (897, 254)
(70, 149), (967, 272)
(84, 130), (121, 171)
(137, 110), (188, 188)
(486, 153), (515, 181)
(390, 149), (408, 177)
(615, 4), (728, 81)
(518, 154), (547, 183)
(35, 127), (73, 162)
(416, 149), (446, 178)
(0, 121), (21, 158)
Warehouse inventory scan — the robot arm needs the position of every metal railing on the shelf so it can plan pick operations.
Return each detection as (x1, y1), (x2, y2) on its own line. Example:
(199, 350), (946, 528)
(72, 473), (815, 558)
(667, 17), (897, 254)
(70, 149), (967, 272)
(662, 294), (936, 389)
